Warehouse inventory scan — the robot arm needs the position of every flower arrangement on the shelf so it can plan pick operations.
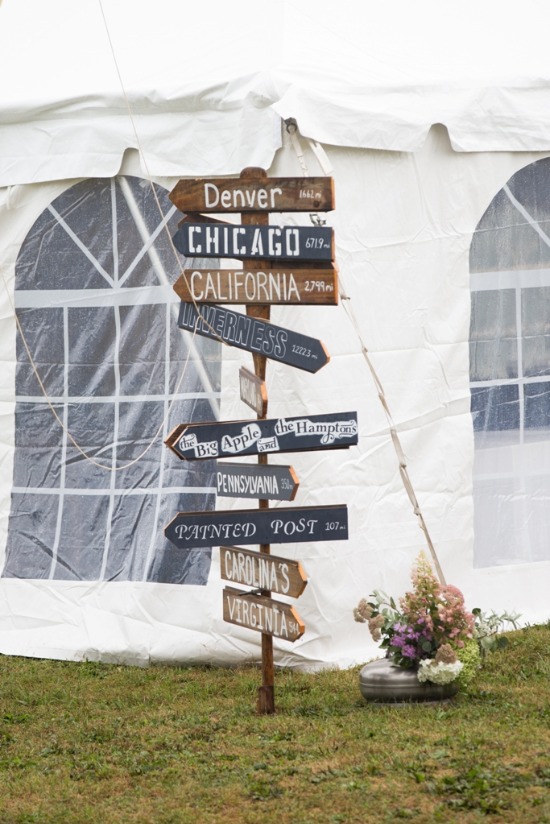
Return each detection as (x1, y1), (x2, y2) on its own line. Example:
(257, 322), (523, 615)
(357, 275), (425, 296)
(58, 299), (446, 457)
(354, 552), (476, 686)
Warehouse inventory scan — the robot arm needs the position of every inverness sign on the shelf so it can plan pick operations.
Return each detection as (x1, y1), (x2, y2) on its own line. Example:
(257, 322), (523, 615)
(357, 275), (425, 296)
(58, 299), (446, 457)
(223, 587), (305, 642)
(173, 222), (334, 262)
(165, 412), (359, 460)
(216, 462), (299, 502)
(177, 302), (329, 373)
(173, 266), (338, 305)
(164, 504), (349, 549)
(220, 545), (307, 598)
(169, 173), (335, 213)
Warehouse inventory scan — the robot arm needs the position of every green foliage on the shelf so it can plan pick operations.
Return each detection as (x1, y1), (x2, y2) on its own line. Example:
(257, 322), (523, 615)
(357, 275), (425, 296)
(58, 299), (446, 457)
(472, 607), (521, 655)
(0, 626), (549, 823)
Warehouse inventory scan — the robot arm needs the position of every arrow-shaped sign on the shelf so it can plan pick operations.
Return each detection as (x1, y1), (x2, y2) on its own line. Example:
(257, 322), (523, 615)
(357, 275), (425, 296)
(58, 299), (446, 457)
(165, 412), (358, 461)
(173, 265), (338, 305)
(169, 172), (334, 213)
(220, 546), (308, 598)
(216, 462), (299, 502)
(223, 587), (305, 642)
(173, 222), (334, 262)
(164, 504), (348, 549)
(177, 302), (329, 374)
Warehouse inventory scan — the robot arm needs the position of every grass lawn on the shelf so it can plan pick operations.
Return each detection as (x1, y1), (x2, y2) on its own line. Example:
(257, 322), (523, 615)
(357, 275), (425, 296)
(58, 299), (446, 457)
(1, 624), (549, 823)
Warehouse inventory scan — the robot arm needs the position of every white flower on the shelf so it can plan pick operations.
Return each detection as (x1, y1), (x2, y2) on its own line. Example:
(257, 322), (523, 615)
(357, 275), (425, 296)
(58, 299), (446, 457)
(417, 659), (463, 685)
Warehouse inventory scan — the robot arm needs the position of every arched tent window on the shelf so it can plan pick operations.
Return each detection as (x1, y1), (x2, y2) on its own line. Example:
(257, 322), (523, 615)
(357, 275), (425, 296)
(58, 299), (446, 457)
(3, 176), (220, 583)
(470, 158), (550, 567)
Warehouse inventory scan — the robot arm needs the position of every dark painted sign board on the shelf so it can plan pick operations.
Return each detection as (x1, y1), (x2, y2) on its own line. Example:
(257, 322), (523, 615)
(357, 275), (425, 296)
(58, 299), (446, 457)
(216, 462), (299, 502)
(169, 172), (334, 213)
(177, 302), (329, 374)
(165, 412), (358, 461)
(173, 222), (334, 262)
(223, 586), (305, 642)
(220, 545), (307, 598)
(164, 504), (349, 549)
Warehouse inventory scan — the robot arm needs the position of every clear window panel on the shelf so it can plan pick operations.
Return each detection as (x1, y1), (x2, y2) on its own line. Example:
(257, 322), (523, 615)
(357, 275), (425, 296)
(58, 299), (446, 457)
(4, 176), (220, 584)
(469, 290), (517, 381)
(521, 287), (550, 377)
(470, 385), (520, 434)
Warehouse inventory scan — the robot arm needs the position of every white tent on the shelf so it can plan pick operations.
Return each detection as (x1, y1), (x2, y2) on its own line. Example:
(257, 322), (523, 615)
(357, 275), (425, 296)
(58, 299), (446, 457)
(1, 0), (549, 668)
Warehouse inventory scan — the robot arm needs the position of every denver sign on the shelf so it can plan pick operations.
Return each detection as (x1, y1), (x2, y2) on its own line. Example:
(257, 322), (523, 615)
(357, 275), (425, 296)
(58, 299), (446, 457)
(169, 172), (334, 213)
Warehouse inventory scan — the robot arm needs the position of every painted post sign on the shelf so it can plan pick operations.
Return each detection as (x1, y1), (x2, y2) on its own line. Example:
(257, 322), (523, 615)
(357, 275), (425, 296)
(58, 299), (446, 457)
(223, 587), (305, 642)
(239, 367), (267, 418)
(165, 412), (358, 461)
(220, 546), (307, 598)
(173, 222), (334, 263)
(173, 265), (338, 305)
(169, 171), (335, 213)
(177, 302), (329, 374)
(164, 504), (349, 549)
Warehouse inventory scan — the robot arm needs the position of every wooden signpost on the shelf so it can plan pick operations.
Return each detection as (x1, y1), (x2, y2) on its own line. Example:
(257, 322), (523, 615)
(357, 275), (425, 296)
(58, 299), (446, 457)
(223, 587), (305, 642)
(169, 171), (335, 213)
(165, 165), (350, 714)
(173, 265), (338, 305)
(164, 504), (349, 549)
(216, 462), (299, 502)
(173, 222), (334, 262)
(177, 302), (330, 374)
(239, 367), (267, 418)
(220, 546), (307, 598)
(165, 412), (359, 460)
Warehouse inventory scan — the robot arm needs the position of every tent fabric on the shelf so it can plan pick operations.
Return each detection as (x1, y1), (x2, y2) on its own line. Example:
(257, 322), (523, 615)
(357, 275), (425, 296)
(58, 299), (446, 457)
(4, 0), (550, 188)
(1, 1), (550, 669)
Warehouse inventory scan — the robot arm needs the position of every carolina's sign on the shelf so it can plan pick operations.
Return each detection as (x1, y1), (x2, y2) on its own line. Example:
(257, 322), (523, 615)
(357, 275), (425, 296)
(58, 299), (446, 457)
(177, 302), (329, 374)
(223, 587), (305, 642)
(220, 546), (307, 598)
(239, 367), (267, 418)
(164, 504), (349, 549)
(169, 174), (334, 213)
(165, 412), (359, 460)
(216, 462), (299, 502)
(173, 222), (334, 262)
(173, 266), (338, 305)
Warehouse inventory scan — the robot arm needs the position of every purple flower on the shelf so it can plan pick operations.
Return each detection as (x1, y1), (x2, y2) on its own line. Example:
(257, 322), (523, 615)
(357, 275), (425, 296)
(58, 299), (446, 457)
(402, 644), (417, 659)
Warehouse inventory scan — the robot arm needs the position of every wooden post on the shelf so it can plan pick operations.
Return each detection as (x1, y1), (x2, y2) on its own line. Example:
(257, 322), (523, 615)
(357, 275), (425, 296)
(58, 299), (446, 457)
(241, 170), (275, 714)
